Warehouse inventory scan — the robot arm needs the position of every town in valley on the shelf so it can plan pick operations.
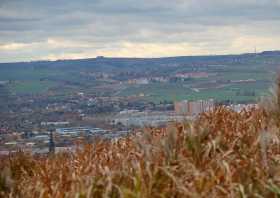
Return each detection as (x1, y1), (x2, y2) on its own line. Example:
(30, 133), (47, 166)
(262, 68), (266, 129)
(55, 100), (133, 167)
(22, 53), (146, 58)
(0, 51), (278, 154)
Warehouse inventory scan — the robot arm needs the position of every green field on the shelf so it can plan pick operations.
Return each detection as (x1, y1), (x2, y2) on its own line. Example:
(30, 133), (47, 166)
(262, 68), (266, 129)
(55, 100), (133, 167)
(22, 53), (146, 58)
(118, 81), (271, 103)
(118, 83), (193, 103)
(8, 80), (58, 94)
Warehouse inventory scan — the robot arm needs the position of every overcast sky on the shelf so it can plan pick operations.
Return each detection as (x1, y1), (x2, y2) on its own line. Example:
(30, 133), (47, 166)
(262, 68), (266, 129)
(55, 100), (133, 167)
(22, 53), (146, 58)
(0, 0), (280, 62)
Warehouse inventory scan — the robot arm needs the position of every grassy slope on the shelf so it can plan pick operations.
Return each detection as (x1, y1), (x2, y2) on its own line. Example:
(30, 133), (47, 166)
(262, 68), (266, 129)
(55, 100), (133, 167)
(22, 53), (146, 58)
(118, 82), (269, 103)
(8, 81), (57, 94)
(117, 64), (274, 103)
(0, 53), (277, 99)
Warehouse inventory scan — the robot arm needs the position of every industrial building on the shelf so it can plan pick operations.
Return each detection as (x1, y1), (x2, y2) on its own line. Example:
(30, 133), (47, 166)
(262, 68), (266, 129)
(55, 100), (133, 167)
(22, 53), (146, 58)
(55, 127), (107, 136)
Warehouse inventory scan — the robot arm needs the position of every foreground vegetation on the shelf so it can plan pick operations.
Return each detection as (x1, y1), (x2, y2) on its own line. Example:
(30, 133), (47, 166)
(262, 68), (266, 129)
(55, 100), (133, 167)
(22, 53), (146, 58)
(2, 84), (280, 197)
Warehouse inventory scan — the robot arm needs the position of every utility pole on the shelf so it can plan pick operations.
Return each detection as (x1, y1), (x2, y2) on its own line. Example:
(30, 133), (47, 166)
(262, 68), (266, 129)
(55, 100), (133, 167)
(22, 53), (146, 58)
(49, 128), (55, 154)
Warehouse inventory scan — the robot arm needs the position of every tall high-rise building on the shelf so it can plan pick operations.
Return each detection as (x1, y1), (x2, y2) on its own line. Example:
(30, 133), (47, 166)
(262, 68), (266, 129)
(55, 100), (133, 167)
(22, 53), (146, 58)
(174, 99), (214, 115)
(174, 100), (189, 115)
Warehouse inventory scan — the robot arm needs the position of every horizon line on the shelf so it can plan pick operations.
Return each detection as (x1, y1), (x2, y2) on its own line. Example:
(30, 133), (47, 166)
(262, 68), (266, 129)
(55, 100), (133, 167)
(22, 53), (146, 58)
(0, 49), (279, 64)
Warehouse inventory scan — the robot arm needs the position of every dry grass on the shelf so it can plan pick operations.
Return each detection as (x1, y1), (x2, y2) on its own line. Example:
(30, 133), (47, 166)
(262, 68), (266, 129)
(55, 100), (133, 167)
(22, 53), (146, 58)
(2, 82), (280, 197)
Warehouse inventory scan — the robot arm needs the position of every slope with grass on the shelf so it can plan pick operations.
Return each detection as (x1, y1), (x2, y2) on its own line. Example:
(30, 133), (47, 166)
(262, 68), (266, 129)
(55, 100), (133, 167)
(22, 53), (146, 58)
(0, 51), (279, 101)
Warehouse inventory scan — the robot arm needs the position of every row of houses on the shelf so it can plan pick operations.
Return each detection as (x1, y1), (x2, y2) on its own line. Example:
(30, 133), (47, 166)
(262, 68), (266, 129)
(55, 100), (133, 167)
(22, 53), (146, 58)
(55, 127), (107, 136)
(126, 72), (209, 85)
(175, 72), (209, 79)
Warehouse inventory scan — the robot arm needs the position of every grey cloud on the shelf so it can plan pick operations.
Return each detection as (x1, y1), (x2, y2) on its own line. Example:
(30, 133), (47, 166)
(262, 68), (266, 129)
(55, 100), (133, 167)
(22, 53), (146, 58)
(0, 0), (279, 62)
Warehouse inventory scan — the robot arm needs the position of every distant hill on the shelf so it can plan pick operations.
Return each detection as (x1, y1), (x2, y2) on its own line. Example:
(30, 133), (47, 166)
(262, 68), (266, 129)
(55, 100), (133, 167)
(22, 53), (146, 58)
(260, 50), (280, 56)
(0, 50), (279, 102)
(1, 50), (280, 72)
